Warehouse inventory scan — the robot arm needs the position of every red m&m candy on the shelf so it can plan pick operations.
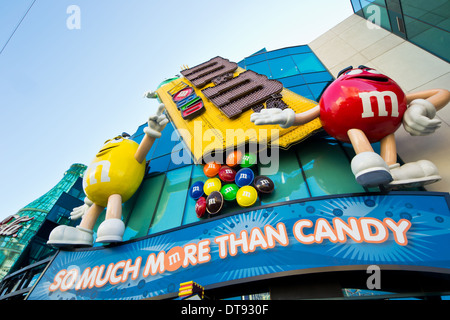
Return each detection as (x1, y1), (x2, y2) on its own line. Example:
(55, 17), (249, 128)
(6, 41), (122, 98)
(218, 166), (236, 183)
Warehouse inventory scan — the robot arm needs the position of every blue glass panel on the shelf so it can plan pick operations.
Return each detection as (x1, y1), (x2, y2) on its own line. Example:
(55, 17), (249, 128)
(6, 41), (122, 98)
(151, 123), (178, 158)
(302, 71), (333, 83)
(351, 0), (362, 12)
(131, 123), (146, 139)
(147, 154), (171, 175)
(308, 82), (331, 100)
(266, 48), (291, 59)
(279, 74), (305, 87)
(287, 85), (314, 101)
(297, 137), (365, 197)
(246, 61), (272, 78)
(182, 165), (206, 226)
(288, 46), (312, 55)
(148, 166), (191, 234)
(123, 174), (165, 240)
(268, 56), (299, 79)
(292, 53), (326, 73)
(259, 150), (310, 205)
(244, 52), (268, 65)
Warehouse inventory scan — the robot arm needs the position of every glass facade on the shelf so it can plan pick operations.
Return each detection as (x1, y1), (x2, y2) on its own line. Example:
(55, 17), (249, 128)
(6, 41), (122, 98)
(351, 0), (450, 62)
(0, 164), (86, 281)
(237, 46), (333, 101)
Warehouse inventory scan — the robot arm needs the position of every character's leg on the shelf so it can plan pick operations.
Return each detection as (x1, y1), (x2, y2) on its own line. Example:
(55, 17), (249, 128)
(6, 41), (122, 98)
(380, 134), (441, 188)
(347, 129), (392, 187)
(47, 203), (104, 248)
(96, 194), (125, 244)
(380, 133), (397, 166)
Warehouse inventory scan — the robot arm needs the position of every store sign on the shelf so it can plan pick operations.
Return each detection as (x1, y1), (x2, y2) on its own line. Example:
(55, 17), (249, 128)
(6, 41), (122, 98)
(156, 56), (322, 162)
(0, 214), (34, 237)
(27, 192), (450, 300)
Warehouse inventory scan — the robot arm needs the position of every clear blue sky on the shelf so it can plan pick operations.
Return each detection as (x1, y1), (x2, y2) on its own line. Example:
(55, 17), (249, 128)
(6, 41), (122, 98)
(0, 0), (353, 221)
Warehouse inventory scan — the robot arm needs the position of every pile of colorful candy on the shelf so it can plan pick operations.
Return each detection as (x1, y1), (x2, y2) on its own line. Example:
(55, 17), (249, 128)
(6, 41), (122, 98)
(189, 151), (275, 218)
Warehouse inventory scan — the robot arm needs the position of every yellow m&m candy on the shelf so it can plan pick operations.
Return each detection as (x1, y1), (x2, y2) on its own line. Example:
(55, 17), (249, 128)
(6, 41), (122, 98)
(236, 186), (258, 207)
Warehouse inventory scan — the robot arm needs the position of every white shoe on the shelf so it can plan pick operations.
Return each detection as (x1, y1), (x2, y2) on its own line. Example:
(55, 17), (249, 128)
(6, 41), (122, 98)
(47, 225), (94, 248)
(388, 160), (441, 188)
(351, 152), (392, 188)
(96, 218), (125, 244)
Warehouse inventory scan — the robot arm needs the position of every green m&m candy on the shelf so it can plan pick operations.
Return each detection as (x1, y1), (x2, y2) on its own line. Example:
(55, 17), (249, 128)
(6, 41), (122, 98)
(240, 153), (257, 168)
(220, 183), (239, 201)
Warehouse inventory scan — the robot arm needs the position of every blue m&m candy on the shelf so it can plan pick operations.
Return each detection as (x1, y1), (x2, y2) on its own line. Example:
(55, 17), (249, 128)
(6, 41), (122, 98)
(189, 181), (204, 199)
(235, 168), (254, 187)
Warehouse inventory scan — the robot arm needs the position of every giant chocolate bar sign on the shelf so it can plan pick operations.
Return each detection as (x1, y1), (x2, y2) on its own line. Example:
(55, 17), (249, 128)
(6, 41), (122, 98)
(176, 56), (283, 119)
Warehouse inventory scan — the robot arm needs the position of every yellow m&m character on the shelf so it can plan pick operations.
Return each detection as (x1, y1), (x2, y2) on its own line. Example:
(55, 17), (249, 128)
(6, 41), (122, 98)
(48, 104), (168, 247)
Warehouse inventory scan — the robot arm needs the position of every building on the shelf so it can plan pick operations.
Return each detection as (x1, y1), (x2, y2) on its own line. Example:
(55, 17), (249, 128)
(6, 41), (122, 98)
(2, 1), (450, 301)
(0, 164), (86, 299)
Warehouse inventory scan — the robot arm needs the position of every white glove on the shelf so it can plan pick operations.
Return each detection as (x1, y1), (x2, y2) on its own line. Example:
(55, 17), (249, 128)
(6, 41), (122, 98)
(143, 90), (158, 99)
(250, 108), (296, 128)
(70, 198), (93, 220)
(403, 99), (441, 136)
(144, 103), (169, 138)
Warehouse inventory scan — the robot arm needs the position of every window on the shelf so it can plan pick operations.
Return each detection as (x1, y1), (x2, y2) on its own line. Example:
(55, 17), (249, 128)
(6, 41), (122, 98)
(297, 137), (365, 196)
(123, 174), (165, 240)
(148, 166), (191, 234)
(259, 150), (310, 205)
(292, 53), (326, 73)
(268, 56), (299, 79)
(246, 61), (272, 78)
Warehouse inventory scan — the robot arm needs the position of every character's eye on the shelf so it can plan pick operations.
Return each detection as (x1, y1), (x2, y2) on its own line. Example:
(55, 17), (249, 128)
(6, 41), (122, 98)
(112, 137), (123, 143)
(346, 69), (363, 75)
(366, 69), (381, 74)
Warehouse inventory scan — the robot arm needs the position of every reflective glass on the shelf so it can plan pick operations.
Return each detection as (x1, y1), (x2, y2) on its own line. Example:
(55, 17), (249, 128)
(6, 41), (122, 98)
(148, 166), (191, 234)
(147, 154), (171, 175)
(297, 137), (365, 197)
(182, 165), (205, 226)
(288, 46), (312, 55)
(292, 53), (326, 73)
(279, 74), (305, 87)
(401, 0), (449, 32)
(302, 71), (333, 83)
(266, 48), (291, 59)
(123, 174), (165, 240)
(259, 150), (310, 205)
(351, 0), (362, 12)
(268, 56), (299, 79)
(361, 0), (392, 31)
(287, 85), (314, 101)
(152, 123), (178, 158)
(244, 52), (268, 65)
(308, 82), (332, 100)
(404, 16), (450, 62)
(246, 61), (272, 78)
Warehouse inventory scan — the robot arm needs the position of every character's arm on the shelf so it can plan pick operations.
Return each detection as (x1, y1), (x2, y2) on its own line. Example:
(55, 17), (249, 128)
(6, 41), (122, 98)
(403, 89), (450, 136)
(135, 103), (169, 163)
(250, 105), (320, 128)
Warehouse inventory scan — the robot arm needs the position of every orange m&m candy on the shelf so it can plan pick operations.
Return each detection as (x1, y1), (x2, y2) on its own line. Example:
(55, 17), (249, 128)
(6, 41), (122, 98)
(203, 162), (221, 178)
(226, 150), (243, 167)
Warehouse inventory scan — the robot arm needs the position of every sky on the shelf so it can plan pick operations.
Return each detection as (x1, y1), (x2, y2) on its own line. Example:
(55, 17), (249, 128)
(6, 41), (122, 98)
(0, 0), (353, 221)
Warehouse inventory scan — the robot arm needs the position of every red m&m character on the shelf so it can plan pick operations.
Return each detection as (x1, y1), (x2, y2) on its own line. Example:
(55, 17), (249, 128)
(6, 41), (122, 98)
(251, 65), (450, 189)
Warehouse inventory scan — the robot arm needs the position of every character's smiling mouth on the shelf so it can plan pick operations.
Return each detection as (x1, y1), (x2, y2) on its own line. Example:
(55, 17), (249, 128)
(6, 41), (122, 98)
(351, 75), (389, 82)
(97, 145), (118, 156)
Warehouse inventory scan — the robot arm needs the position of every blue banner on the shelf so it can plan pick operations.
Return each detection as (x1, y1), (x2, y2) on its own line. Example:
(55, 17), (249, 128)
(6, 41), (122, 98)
(27, 192), (450, 300)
